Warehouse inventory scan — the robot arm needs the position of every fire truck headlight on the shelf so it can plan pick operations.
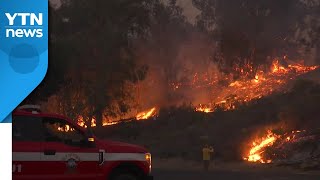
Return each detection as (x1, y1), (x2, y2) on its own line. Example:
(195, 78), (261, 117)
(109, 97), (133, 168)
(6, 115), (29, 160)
(145, 153), (152, 173)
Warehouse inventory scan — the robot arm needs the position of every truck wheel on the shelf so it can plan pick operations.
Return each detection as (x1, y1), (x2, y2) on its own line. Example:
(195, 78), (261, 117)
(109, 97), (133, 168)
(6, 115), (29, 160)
(112, 174), (138, 180)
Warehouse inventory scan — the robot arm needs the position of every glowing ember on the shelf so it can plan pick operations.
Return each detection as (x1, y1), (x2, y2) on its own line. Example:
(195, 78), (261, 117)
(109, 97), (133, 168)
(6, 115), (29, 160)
(271, 60), (288, 73)
(136, 107), (157, 120)
(244, 130), (279, 163)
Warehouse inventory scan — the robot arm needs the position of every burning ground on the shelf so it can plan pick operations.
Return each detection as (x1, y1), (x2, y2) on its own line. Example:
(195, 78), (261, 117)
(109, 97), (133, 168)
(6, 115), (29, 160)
(95, 69), (320, 170)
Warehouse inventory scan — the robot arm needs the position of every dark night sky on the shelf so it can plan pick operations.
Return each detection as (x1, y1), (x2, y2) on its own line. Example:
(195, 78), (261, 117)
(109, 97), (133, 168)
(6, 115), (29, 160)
(50, 0), (200, 24)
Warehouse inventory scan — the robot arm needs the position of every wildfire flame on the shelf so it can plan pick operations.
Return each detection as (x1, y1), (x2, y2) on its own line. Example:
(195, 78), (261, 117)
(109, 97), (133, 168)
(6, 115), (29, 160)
(136, 107), (157, 120)
(244, 129), (306, 163)
(76, 107), (158, 127)
(77, 116), (97, 128)
(244, 130), (279, 163)
(195, 104), (214, 113)
(195, 59), (318, 113)
(103, 121), (120, 126)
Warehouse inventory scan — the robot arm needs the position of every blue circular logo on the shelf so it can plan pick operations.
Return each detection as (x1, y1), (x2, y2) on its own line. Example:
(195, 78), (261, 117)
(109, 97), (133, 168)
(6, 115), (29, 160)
(9, 44), (39, 74)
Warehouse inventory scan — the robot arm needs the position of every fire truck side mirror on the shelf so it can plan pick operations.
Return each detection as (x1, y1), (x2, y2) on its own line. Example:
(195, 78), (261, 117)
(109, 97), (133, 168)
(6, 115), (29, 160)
(88, 137), (95, 142)
(84, 127), (96, 147)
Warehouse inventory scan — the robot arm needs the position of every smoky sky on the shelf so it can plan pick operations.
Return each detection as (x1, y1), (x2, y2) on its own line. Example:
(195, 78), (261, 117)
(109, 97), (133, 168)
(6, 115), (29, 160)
(50, 0), (200, 23)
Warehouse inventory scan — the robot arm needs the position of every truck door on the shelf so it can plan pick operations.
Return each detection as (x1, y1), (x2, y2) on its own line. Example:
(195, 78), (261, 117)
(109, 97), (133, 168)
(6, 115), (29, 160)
(13, 115), (43, 180)
(39, 117), (104, 180)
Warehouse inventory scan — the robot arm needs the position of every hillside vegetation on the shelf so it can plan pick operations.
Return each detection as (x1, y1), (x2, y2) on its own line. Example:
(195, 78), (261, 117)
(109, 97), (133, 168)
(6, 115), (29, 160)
(94, 79), (320, 162)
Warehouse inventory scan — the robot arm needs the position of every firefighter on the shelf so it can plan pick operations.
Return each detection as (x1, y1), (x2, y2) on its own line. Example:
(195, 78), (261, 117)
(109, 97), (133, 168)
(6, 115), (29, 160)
(202, 144), (214, 171)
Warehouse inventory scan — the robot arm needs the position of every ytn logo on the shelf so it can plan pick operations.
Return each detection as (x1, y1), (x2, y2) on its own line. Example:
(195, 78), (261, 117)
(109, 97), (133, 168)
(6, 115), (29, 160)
(5, 13), (43, 38)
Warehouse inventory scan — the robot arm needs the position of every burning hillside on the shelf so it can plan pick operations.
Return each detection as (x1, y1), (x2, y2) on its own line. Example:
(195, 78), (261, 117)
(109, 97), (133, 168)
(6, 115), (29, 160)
(98, 58), (318, 125)
(95, 77), (320, 168)
(47, 56), (317, 128)
(191, 59), (318, 113)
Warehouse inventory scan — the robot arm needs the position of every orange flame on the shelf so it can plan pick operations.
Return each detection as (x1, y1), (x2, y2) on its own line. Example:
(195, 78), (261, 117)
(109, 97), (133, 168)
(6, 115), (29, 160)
(103, 121), (120, 126)
(195, 104), (214, 113)
(136, 107), (157, 120)
(244, 129), (306, 163)
(244, 130), (278, 163)
(77, 116), (96, 128)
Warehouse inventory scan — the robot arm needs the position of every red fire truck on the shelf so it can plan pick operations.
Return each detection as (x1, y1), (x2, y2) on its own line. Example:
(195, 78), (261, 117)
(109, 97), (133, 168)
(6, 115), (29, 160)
(12, 108), (153, 180)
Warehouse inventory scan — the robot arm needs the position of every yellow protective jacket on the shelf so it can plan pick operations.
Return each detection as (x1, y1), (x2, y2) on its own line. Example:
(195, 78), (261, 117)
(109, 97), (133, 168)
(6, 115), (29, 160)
(202, 147), (214, 160)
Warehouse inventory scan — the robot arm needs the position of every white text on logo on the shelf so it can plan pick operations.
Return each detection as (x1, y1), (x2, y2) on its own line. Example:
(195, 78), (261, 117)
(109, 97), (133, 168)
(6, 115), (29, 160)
(5, 13), (43, 38)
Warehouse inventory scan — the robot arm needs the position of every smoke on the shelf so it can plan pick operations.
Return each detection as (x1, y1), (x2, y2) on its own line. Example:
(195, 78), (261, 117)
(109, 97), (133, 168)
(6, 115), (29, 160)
(129, 0), (320, 113)
(133, 27), (223, 109)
